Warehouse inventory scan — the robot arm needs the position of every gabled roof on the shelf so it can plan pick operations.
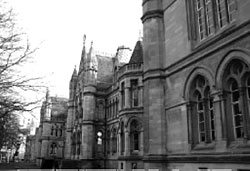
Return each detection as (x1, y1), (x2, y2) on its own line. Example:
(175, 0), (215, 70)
(129, 41), (143, 63)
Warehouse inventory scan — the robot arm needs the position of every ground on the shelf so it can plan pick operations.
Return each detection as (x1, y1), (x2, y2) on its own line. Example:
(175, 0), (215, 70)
(0, 161), (39, 169)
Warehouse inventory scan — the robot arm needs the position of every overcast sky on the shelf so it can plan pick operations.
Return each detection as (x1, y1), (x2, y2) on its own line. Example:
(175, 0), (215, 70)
(9, 0), (143, 98)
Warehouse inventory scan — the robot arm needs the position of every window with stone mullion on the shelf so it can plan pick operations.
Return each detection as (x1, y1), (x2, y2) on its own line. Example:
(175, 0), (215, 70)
(227, 0), (236, 22)
(230, 80), (244, 139)
(197, 93), (206, 142)
(205, 0), (215, 35)
(209, 97), (216, 141)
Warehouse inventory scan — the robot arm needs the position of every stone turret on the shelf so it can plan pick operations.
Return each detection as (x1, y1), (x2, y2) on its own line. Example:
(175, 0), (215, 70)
(44, 88), (51, 121)
(69, 67), (77, 99)
(65, 67), (77, 159)
(80, 41), (97, 168)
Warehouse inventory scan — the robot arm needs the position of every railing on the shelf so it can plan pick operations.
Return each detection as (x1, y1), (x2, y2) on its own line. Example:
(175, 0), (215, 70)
(117, 63), (143, 78)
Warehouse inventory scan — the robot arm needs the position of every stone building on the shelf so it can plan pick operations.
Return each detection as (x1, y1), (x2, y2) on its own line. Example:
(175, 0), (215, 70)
(63, 0), (250, 170)
(64, 35), (144, 169)
(32, 91), (68, 168)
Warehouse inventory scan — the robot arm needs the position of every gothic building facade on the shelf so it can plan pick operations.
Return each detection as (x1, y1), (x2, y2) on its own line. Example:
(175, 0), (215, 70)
(63, 0), (250, 170)
(33, 91), (68, 168)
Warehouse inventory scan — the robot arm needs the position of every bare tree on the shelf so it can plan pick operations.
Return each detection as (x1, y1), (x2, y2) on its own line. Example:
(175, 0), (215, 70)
(0, 0), (44, 150)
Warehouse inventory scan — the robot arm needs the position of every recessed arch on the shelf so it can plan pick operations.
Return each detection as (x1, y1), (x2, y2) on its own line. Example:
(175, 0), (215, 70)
(183, 66), (215, 101)
(215, 49), (250, 89)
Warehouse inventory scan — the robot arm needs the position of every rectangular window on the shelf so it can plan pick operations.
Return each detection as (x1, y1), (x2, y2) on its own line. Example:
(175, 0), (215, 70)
(133, 133), (139, 150)
(231, 87), (244, 138)
(121, 82), (125, 109)
(195, 0), (236, 41)
(196, 0), (206, 40)
(198, 101), (206, 142)
(131, 79), (139, 107)
(209, 98), (215, 141)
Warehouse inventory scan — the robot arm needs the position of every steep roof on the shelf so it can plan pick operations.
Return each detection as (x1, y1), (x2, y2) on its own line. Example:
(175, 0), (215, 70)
(129, 41), (143, 63)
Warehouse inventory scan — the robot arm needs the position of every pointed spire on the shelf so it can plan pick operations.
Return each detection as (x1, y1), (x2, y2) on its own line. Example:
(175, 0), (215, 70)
(87, 40), (94, 60)
(83, 34), (86, 45)
(73, 65), (77, 76)
(79, 34), (87, 72)
(45, 87), (49, 101)
(86, 40), (97, 70)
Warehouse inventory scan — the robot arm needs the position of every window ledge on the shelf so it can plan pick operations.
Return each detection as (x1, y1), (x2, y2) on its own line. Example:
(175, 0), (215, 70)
(192, 142), (216, 151)
(193, 22), (237, 51)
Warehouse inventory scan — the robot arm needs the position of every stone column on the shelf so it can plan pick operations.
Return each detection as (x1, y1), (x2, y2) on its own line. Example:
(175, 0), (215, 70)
(118, 130), (121, 155)
(119, 91), (122, 111)
(139, 130), (144, 156)
(124, 87), (131, 109)
(124, 129), (130, 156)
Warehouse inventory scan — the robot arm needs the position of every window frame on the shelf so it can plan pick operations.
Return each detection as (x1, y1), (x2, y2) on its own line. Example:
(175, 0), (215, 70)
(189, 75), (215, 147)
(187, 0), (237, 44)
(223, 60), (250, 142)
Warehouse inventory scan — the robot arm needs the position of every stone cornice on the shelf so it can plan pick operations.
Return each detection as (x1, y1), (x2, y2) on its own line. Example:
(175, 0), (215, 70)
(141, 9), (163, 23)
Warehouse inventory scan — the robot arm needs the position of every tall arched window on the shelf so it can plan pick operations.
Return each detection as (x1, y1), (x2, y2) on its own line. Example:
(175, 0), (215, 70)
(120, 122), (125, 154)
(130, 120), (141, 152)
(190, 75), (215, 145)
(112, 128), (117, 153)
(76, 129), (81, 156)
(223, 60), (250, 141)
(72, 129), (76, 156)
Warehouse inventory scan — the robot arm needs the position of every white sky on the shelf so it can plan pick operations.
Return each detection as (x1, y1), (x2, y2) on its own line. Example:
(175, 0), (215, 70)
(8, 0), (143, 98)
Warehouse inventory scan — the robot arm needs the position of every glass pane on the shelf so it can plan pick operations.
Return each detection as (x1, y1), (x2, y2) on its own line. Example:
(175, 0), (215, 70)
(217, 0), (228, 27)
(235, 127), (244, 138)
(200, 122), (205, 132)
(210, 110), (214, 119)
(200, 133), (206, 142)
(211, 120), (215, 130)
(211, 130), (216, 140)
(233, 104), (240, 114)
(248, 87), (250, 99)
(231, 81), (238, 91)
(234, 115), (243, 127)
(199, 112), (205, 122)
(232, 91), (239, 102)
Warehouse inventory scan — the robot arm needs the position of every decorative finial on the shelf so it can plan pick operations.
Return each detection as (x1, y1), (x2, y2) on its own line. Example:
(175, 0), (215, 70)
(91, 41), (93, 47)
(46, 87), (49, 99)
(74, 65), (77, 69)
(83, 34), (86, 45)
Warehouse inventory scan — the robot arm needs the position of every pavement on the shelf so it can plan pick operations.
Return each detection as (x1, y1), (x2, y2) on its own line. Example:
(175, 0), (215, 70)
(0, 161), (40, 170)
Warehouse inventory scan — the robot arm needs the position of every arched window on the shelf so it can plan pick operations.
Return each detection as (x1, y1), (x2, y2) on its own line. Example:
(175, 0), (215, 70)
(50, 142), (57, 156)
(120, 122), (125, 153)
(76, 129), (81, 156)
(223, 60), (250, 141)
(190, 75), (215, 144)
(130, 120), (141, 151)
(72, 129), (76, 156)
(112, 128), (117, 153)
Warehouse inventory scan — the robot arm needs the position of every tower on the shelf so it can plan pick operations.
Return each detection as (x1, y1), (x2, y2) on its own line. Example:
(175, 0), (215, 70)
(141, 0), (166, 170)
(80, 41), (98, 168)
(65, 67), (77, 159)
